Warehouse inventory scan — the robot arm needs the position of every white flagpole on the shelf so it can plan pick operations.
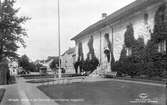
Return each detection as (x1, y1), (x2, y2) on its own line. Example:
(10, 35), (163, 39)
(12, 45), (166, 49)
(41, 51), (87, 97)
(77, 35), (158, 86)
(57, 0), (61, 78)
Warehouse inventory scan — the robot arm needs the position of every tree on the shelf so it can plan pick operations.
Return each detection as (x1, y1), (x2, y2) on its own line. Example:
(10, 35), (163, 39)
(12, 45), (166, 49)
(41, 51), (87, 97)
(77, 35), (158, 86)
(18, 55), (30, 71)
(0, 0), (29, 62)
(49, 57), (60, 70)
(18, 55), (38, 72)
(112, 4), (167, 78)
(124, 23), (135, 48)
(35, 63), (43, 72)
(28, 62), (37, 72)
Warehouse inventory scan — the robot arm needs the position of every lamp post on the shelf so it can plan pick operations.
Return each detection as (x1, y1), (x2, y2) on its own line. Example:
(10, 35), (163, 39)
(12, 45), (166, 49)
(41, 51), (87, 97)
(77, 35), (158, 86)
(57, 0), (61, 78)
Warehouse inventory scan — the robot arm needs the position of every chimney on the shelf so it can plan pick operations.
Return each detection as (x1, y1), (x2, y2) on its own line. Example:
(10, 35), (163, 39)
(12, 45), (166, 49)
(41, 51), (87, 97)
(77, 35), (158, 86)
(102, 13), (107, 19)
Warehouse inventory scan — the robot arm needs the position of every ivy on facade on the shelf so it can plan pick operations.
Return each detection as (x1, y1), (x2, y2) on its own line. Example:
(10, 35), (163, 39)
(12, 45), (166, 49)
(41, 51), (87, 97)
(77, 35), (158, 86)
(78, 42), (84, 60)
(104, 33), (115, 72)
(83, 35), (99, 74)
(74, 42), (84, 74)
(74, 36), (99, 75)
(112, 3), (167, 79)
(124, 23), (135, 48)
(152, 4), (167, 42)
(87, 35), (95, 57)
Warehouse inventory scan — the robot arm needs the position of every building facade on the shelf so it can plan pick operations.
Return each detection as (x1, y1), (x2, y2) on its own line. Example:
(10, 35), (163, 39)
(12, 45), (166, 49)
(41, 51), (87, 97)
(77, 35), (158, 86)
(71, 0), (167, 73)
(61, 47), (76, 74)
(8, 60), (18, 75)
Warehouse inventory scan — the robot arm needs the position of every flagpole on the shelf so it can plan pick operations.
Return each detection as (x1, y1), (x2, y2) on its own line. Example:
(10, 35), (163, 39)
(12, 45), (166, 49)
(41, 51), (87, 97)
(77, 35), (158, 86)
(57, 0), (61, 78)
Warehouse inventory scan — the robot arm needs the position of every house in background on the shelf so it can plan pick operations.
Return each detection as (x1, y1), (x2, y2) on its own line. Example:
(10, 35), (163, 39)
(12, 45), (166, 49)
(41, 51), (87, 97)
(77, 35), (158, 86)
(43, 56), (57, 72)
(34, 56), (58, 74)
(71, 0), (167, 74)
(8, 60), (18, 75)
(61, 47), (76, 74)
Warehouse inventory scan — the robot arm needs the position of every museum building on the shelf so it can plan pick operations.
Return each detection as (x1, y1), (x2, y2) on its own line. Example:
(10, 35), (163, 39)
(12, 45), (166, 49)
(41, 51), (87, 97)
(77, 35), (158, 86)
(71, 0), (167, 74)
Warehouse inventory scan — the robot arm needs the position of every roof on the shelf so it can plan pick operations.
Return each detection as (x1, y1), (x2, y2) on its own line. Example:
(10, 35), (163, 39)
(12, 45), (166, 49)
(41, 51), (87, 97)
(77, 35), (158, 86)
(45, 56), (58, 63)
(71, 0), (163, 41)
(62, 47), (75, 56)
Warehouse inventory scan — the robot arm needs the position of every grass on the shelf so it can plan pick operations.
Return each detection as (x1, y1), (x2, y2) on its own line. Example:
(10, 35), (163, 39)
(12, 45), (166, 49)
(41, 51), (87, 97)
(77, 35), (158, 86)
(22, 74), (55, 79)
(22, 74), (83, 79)
(104, 74), (167, 84)
(62, 74), (84, 77)
(26, 79), (55, 83)
(0, 89), (5, 103)
(115, 77), (167, 84)
(38, 80), (166, 105)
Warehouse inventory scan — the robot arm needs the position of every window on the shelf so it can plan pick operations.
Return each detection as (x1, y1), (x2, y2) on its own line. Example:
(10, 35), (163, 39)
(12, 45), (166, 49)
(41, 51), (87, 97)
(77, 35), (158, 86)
(126, 47), (132, 56)
(158, 40), (166, 53)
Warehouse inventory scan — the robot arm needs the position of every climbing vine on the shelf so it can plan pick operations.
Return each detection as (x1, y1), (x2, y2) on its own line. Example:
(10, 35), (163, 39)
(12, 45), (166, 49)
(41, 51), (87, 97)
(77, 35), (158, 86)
(124, 23), (135, 48)
(112, 3), (167, 79)
(152, 4), (167, 42)
(74, 42), (84, 74)
(83, 35), (99, 74)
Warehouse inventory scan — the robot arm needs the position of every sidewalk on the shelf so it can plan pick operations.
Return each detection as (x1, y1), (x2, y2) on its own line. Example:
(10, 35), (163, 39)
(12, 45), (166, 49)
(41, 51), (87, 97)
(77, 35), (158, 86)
(1, 84), (23, 105)
(1, 77), (59, 105)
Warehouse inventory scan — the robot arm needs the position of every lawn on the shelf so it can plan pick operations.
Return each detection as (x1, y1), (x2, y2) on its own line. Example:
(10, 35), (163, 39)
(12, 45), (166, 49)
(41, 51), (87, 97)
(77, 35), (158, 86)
(22, 74), (55, 79)
(0, 89), (5, 103)
(22, 74), (83, 79)
(26, 79), (55, 83)
(38, 80), (166, 105)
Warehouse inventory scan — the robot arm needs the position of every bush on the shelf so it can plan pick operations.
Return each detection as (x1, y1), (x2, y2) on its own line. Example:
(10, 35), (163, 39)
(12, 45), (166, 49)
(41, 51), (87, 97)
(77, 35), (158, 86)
(0, 61), (8, 85)
(112, 4), (167, 79)
(83, 57), (99, 73)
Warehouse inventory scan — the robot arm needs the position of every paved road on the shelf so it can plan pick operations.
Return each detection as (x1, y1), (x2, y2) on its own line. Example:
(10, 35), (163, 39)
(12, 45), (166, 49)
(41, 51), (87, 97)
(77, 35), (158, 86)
(1, 77), (58, 105)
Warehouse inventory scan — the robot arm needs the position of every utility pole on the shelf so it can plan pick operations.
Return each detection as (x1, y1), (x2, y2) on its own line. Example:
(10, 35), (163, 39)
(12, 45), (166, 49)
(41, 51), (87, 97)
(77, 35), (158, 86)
(57, 0), (61, 78)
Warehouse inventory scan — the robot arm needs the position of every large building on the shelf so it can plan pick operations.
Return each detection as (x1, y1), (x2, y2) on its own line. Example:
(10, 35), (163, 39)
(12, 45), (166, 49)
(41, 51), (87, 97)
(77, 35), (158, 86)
(71, 0), (167, 73)
(61, 47), (76, 74)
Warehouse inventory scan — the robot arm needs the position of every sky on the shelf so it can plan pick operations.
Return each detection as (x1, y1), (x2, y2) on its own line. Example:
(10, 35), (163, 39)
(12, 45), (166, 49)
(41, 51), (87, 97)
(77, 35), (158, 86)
(15, 0), (135, 61)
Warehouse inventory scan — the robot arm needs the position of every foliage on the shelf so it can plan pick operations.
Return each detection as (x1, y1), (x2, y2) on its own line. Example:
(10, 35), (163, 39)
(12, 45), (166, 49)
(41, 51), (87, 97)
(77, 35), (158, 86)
(0, 0), (30, 61)
(124, 23), (135, 47)
(78, 42), (84, 60)
(152, 4), (167, 42)
(35, 63), (43, 72)
(49, 57), (60, 70)
(18, 55), (37, 72)
(28, 62), (37, 72)
(0, 59), (8, 85)
(112, 4), (167, 79)
(83, 56), (99, 73)
(74, 36), (100, 74)
(83, 36), (99, 73)
(18, 55), (29, 70)
(87, 35), (95, 56)
(104, 33), (115, 64)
